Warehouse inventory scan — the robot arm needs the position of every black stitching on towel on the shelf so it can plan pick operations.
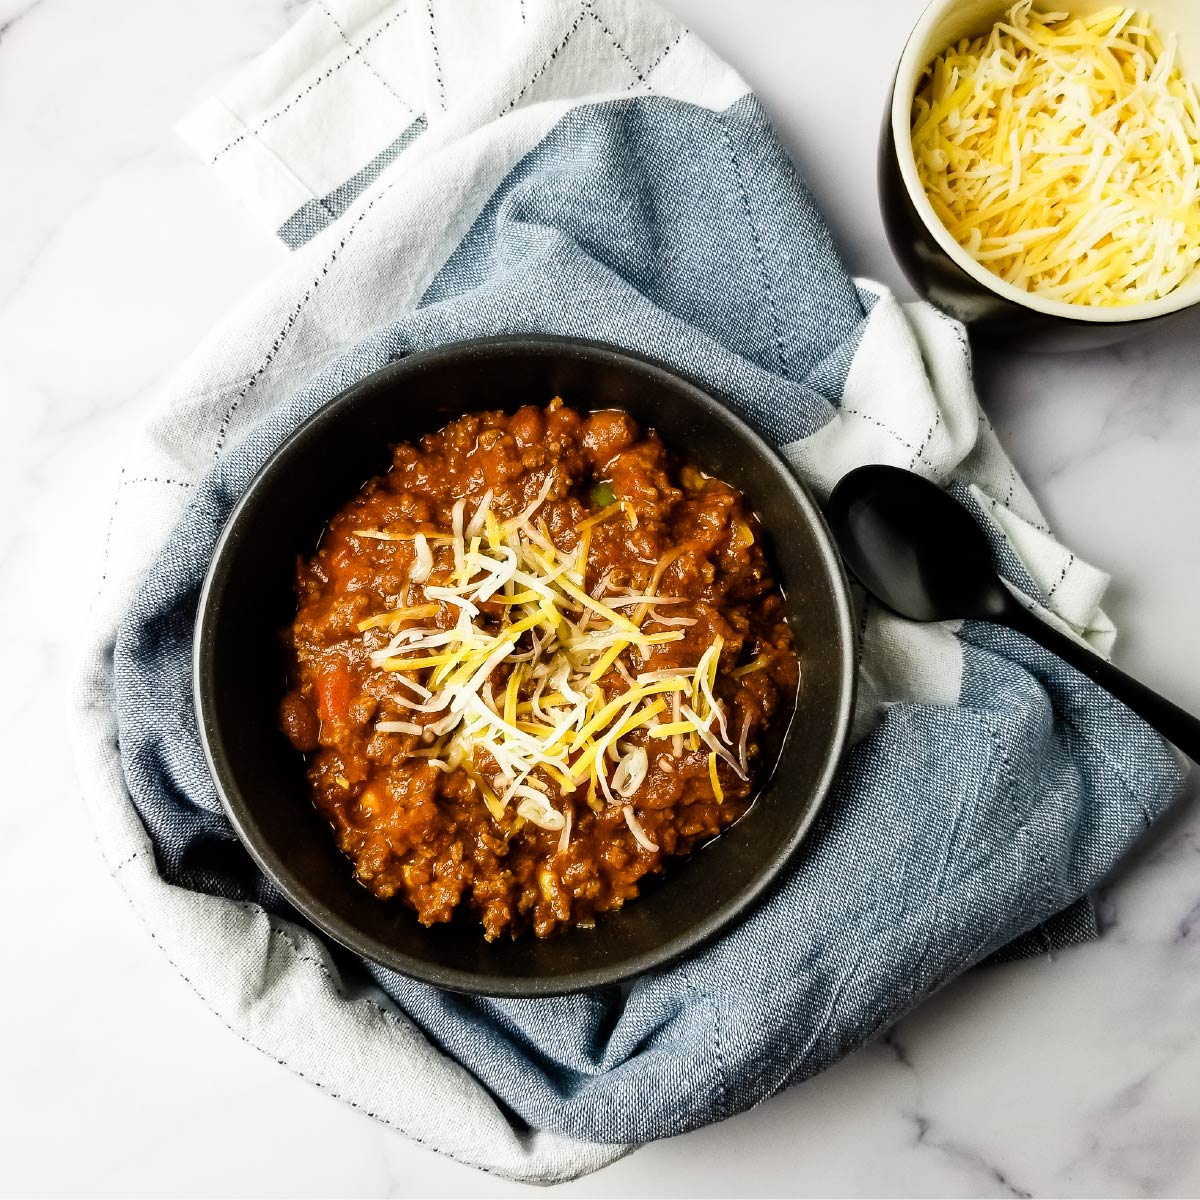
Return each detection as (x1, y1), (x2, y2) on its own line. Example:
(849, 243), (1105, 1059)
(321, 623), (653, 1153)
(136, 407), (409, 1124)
(125, 476), (194, 490)
(519, 0), (525, 22)
(426, 1), (446, 110)
(319, 0), (412, 111)
(1045, 552), (1075, 602)
(710, 989), (728, 1120)
(581, 0), (645, 85)
(94, 845), (508, 1181)
(978, 420), (1020, 510)
(96, 466), (128, 591)
(1058, 707), (1150, 825)
(854, 592), (872, 669)
(908, 409), (941, 472)
(984, 492), (1050, 536)
(681, 968), (728, 1120)
(986, 710), (1067, 950)
(840, 405), (939, 471)
(715, 108), (790, 380)
(209, 5), (409, 163)
(97, 471), (193, 593)
(499, 7), (587, 115)
(984, 715), (1020, 825)
(260, 918), (415, 1034)
(213, 179), (398, 459)
(637, 31), (684, 82)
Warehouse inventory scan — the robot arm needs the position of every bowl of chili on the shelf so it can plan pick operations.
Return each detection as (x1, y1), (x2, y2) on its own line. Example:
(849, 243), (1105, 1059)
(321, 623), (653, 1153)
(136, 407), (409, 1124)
(194, 335), (855, 996)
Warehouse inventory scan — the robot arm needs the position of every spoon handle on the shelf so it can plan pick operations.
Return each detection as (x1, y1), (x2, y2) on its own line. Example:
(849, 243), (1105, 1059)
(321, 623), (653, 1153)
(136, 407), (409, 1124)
(1000, 601), (1200, 763)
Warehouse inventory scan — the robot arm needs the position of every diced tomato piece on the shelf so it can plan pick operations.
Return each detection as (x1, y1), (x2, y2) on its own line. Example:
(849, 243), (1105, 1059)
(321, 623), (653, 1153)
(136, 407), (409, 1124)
(316, 663), (353, 725)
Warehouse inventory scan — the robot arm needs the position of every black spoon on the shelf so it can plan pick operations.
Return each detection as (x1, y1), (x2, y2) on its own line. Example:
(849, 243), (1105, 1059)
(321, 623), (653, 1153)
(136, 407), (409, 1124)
(826, 464), (1200, 762)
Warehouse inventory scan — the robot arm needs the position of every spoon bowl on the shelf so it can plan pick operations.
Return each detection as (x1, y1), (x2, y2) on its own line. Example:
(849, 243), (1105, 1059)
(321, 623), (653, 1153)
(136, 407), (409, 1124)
(826, 465), (1009, 623)
(827, 464), (1200, 763)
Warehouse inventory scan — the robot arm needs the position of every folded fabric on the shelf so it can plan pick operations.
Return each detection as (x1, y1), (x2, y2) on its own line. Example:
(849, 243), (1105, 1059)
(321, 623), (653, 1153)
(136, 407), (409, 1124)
(73, 0), (1185, 1184)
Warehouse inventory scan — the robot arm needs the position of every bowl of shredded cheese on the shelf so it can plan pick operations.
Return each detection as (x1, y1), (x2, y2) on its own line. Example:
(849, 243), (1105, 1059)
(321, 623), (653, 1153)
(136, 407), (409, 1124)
(883, 0), (1200, 343)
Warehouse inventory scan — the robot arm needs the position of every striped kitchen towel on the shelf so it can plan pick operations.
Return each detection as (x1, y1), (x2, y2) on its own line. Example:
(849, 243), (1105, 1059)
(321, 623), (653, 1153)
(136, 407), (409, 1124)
(73, 0), (1185, 1184)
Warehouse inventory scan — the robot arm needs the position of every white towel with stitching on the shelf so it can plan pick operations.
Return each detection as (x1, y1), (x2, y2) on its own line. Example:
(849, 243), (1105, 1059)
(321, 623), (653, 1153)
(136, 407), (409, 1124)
(74, 0), (1124, 1183)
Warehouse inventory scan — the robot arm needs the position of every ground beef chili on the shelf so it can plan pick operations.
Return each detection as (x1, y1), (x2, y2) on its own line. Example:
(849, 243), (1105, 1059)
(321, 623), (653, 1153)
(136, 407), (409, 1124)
(279, 399), (800, 939)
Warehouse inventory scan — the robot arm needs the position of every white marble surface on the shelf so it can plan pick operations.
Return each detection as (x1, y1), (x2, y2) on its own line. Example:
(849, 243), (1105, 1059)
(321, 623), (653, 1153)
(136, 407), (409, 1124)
(2, 0), (1199, 1195)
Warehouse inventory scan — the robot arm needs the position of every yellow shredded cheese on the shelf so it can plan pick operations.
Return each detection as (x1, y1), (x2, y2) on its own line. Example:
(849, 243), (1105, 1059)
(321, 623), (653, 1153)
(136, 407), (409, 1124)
(569, 700), (668, 785)
(576, 501), (625, 530)
(649, 720), (696, 739)
(588, 639), (630, 683)
(356, 603), (440, 632)
(708, 751), (724, 803)
(730, 653), (770, 678)
(352, 529), (454, 542)
(504, 663), (524, 726)
(912, 2), (1200, 305)
(354, 484), (747, 846)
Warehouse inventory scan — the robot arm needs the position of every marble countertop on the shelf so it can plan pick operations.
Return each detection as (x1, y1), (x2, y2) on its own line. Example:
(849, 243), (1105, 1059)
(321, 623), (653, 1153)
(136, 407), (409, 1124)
(3, 0), (1199, 1194)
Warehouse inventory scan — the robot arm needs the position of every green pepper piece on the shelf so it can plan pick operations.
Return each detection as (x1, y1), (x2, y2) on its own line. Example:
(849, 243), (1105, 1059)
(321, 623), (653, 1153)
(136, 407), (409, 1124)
(590, 480), (615, 509)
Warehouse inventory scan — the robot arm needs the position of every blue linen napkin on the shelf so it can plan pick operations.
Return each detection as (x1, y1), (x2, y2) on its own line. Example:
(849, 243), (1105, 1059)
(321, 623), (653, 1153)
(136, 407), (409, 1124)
(81, 0), (1185, 1182)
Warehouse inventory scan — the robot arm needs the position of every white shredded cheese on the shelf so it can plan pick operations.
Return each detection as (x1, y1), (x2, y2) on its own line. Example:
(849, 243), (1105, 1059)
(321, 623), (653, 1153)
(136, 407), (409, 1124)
(556, 804), (573, 854)
(612, 745), (649, 798)
(356, 490), (753, 849)
(410, 533), (433, 584)
(465, 490), (493, 540)
(622, 806), (659, 853)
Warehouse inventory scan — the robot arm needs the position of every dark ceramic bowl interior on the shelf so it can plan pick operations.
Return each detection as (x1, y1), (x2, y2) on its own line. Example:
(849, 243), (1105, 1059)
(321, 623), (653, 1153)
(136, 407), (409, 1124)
(194, 336), (854, 996)
(879, 0), (1200, 350)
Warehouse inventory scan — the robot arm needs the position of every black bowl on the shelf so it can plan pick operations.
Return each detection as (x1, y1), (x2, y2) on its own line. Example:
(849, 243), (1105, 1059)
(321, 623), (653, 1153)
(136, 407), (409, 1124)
(194, 336), (855, 996)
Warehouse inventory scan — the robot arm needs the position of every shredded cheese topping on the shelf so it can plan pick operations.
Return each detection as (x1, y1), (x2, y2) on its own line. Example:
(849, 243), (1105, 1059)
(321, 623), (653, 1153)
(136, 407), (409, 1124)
(912, 2), (1200, 305)
(355, 479), (748, 846)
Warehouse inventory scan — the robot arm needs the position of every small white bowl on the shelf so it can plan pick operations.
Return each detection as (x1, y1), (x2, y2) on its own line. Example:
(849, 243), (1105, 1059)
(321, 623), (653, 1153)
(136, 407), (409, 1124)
(882, 0), (1200, 347)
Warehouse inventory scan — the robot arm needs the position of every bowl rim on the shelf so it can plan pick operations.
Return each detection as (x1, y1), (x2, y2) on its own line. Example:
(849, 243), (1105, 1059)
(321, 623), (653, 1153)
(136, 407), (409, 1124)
(889, 0), (1200, 325)
(193, 334), (856, 996)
